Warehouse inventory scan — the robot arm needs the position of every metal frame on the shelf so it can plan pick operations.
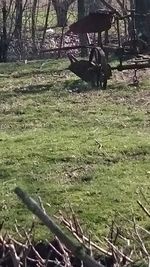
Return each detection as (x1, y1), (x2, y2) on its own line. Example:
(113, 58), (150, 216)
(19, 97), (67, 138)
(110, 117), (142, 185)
(40, 9), (150, 88)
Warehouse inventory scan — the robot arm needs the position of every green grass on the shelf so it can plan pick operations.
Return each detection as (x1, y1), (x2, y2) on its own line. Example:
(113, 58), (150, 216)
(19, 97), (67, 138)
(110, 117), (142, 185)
(0, 59), (150, 240)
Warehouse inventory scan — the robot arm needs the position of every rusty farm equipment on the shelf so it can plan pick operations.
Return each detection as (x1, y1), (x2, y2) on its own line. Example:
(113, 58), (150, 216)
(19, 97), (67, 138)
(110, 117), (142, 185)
(66, 8), (150, 89)
(68, 47), (112, 89)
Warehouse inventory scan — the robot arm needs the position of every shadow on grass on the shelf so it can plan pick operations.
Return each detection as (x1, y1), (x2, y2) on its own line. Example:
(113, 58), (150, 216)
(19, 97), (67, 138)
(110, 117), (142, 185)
(11, 69), (51, 78)
(11, 68), (65, 78)
(0, 168), (11, 180)
(0, 91), (16, 102)
(14, 83), (53, 94)
(64, 78), (129, 93)
(0, 83), (54, 102)
(64, 79), (102, 93)
(0, 74), (10, 78)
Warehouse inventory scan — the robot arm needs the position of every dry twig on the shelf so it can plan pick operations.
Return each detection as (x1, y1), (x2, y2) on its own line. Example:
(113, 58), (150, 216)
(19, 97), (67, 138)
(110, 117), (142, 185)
(104, 238), (133, 263)
(9, 243), (21, 267)
(56, 213), (112, 257)
(137, 200), (150, 218)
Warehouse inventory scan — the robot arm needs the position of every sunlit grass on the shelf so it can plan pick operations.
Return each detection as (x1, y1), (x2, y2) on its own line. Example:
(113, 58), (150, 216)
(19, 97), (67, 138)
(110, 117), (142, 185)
(0, 59), (149, 239)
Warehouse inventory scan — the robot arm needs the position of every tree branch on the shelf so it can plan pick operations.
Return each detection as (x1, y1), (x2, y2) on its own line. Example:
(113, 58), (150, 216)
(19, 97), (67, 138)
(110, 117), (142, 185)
(14, 187), (104, 267)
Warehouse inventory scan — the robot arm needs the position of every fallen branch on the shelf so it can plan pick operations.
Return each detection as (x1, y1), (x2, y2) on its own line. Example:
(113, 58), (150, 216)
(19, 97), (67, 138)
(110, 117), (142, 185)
(14, 187), (105, 267)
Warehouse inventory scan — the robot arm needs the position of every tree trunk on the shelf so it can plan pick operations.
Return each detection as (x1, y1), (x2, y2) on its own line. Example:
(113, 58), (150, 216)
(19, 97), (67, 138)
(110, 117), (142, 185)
(56, 5), (68, 27)
(40, 0), (51, 49)
(31, 0), (38, 53)
(130, 0), (135, 9)
(87, 0), (104, 14)
(52, 0), (75, 27)
(14, 0), (23, 40)
(0, 0), (8, 62)
(78, 0), (88, 57)
(135, 0), (150, 43)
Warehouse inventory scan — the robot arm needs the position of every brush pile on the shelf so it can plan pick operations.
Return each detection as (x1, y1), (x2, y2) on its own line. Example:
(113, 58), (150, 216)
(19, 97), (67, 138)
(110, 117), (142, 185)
(0, 188), (149, 267)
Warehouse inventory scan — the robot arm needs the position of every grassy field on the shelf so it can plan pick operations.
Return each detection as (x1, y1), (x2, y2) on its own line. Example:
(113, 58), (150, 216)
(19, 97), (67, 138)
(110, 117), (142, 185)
(0, 59), (149, 240)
